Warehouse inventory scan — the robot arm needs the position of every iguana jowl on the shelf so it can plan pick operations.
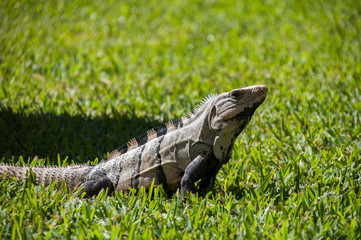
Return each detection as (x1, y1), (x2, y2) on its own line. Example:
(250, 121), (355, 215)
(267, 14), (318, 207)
(0, 85), (268, 198)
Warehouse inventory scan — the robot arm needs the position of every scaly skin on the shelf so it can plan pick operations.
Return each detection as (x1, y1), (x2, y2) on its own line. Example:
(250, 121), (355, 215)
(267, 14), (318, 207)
(0, 85), (268, 198)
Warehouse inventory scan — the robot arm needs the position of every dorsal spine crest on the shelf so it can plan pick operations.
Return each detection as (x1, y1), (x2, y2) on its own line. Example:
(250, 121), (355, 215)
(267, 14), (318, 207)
(103, 93), (218, 162)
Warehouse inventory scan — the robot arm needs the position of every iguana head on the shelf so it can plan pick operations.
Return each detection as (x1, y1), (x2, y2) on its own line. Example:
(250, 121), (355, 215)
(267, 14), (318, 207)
(210, 85), (268, 134)
(206, 85), (267, 161)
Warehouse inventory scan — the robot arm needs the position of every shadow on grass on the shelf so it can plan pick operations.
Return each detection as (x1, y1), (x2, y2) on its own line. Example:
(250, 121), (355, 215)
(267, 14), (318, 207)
(0, 107), (161, 164)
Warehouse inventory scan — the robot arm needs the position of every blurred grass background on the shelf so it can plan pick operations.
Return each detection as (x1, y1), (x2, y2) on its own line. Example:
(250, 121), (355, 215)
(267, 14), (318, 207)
(0, 0), (360, 238)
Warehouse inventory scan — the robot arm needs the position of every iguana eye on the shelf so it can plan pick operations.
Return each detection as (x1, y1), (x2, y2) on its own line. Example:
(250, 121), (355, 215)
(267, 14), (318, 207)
(230, 90), (244, 99)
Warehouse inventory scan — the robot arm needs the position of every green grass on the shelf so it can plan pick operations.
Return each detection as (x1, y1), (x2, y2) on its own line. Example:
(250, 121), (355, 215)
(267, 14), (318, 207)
(1, 0), (360, 238)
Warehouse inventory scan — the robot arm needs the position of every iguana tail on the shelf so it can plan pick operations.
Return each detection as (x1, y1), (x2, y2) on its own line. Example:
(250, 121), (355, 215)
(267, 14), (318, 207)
(0, 164), (93, 189)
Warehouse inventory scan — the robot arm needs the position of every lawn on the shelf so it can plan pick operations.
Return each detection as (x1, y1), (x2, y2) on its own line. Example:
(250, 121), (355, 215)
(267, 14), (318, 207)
(0, 0), (360, 239)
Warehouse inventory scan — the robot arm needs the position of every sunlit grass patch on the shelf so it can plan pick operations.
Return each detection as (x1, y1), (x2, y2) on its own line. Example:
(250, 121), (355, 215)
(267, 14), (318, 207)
(0, 0), (360, 238)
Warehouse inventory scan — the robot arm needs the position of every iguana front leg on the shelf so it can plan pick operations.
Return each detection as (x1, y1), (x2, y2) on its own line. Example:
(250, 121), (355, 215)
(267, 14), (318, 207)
(180, 154), (218, 199)
(197, 164), (222, 195)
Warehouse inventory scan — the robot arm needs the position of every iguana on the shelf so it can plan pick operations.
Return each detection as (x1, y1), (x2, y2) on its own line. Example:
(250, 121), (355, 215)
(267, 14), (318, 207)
(0, 85), (268, 198)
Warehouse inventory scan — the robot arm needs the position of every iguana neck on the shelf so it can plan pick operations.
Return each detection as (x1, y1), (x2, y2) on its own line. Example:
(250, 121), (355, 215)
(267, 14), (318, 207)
(192, 102), (217, 146)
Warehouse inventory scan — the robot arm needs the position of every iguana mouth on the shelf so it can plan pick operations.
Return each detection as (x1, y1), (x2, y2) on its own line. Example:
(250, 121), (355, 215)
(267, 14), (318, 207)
(221, 97), (266, 121)
(223, 107), (255, 125)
